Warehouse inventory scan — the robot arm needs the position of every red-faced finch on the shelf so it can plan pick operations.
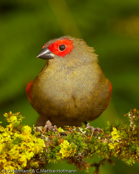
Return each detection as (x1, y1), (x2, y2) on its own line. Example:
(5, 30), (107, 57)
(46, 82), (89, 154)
(26, 36), (112, 127)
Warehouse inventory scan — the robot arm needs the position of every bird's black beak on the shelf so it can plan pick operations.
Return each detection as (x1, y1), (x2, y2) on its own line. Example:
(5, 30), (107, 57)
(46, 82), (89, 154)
(37, 47), (54, 60)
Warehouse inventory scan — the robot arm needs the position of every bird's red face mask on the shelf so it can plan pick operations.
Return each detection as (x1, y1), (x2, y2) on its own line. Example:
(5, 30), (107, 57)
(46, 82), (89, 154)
(37, 38), (74, 59)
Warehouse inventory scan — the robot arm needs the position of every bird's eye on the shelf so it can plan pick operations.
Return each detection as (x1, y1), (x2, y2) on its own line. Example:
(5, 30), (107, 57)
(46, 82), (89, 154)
(59, 44), (66, 51)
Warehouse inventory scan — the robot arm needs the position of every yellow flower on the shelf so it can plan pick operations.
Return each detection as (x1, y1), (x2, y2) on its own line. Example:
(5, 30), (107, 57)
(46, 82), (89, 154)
(0, 125), (4, 132)
(0, 144), (4, 154)
(111, 127), (120, 141)
(108, 142), (119, 149)
(33, 138), (45, 153)
(7, 115), (17, 124)
(9, 145), (19, 158)
(19, 154), (27, 167)
(58, 127), (64, 132)
(0, 112), (45, 171)
(108, 127), (120, 149)
(22, 125), (32, 135)
(59, 140), (77, 159)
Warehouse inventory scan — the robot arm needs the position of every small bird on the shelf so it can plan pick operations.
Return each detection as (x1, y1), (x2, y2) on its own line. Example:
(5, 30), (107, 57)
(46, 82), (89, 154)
(26, 36), (112, 127)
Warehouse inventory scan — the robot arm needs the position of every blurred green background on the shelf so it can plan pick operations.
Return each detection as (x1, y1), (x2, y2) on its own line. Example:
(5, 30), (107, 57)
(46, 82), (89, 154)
(0, 0), (139, 173)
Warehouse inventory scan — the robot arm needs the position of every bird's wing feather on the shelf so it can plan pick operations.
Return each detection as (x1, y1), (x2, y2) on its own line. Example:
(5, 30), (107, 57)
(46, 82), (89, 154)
(105, 80), (112, 108)
(26, 81), (33, 102)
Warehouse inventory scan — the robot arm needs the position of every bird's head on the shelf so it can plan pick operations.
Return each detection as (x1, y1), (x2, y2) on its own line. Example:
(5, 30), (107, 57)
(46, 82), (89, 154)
(37, 36), (74, 59)
(37, 36), (98, 66)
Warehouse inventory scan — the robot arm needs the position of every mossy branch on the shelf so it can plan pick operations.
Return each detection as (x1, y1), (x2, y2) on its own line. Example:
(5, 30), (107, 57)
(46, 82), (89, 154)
(0, 109), (139, 174)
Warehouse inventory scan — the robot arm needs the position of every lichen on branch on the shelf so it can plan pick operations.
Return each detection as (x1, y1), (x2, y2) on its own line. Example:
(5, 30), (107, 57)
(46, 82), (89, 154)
(0, 109), (139, 174)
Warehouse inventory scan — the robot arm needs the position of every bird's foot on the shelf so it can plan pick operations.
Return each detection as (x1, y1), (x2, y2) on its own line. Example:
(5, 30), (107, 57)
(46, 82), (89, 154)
(43, 120), (58, 132)
(85, 123), (104, 137)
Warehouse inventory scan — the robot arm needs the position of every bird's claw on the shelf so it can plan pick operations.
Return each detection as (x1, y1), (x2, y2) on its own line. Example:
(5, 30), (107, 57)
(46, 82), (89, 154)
(43, 120), (57, 132)
(85, 123), (104, 137)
